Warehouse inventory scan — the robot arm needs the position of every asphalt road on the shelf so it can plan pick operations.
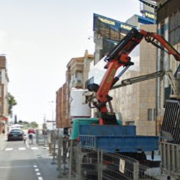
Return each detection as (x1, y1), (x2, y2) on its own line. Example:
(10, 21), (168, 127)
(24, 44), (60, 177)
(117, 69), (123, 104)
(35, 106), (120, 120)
(0, 135), (65, 180)
(0, 137), (43, 180)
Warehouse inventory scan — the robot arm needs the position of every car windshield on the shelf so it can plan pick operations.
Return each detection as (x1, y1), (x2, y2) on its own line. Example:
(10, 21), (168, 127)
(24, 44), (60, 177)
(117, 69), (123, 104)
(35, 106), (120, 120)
(10, 130), (23, 133)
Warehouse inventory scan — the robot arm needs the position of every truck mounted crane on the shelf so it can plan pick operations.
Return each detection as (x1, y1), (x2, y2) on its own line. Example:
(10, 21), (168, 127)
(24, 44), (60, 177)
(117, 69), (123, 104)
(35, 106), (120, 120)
(70, 28), (180, 180)
(87, 28), (180, 125)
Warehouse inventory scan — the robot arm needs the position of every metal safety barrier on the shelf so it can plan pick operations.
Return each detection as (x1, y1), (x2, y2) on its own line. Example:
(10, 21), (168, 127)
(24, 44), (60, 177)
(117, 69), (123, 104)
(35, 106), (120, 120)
(68, 142), (159, 180)
(46, 132), (160, 180)
(36, 129), (47, 146)
(160, 142), (180, 180)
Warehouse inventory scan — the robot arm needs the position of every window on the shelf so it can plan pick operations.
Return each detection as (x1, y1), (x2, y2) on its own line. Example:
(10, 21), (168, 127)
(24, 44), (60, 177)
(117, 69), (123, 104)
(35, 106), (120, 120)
(169, 10), (180, 45)
(148, 109), (156, 121)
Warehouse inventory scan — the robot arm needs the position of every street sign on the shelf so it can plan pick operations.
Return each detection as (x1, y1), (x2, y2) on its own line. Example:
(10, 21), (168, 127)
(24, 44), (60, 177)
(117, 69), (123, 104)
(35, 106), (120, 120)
(46, 120), (56, 123)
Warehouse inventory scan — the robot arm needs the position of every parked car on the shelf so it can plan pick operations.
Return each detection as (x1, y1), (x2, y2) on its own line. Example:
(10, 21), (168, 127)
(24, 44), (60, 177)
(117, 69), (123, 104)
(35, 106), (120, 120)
(28, 129), (36, 134)
(7, 129), (24, 141)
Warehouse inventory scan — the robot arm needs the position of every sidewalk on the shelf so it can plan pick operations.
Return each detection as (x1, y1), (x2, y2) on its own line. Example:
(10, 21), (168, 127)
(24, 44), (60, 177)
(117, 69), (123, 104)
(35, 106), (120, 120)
(36, 145), (70, 180)
(0, 134), (6, 150)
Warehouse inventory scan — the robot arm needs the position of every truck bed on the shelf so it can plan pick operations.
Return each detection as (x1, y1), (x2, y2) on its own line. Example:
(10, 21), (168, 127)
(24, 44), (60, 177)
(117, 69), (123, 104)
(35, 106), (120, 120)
(79, 125), (159, 152)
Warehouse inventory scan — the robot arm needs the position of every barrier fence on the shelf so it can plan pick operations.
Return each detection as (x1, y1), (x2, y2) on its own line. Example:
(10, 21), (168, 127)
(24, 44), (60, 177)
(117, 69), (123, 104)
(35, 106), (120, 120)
(47, 130), (160, 180)
(35, 129), (47, 146)
(160, 142), (180, 180)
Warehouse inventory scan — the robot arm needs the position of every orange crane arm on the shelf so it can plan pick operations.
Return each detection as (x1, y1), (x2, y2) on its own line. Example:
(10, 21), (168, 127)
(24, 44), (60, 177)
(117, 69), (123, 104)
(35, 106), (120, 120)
(88, 28), (180, 125)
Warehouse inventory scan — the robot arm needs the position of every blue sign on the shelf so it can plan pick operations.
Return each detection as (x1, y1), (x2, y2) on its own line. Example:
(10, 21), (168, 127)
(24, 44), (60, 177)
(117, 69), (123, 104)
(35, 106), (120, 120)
(93, 13), (135, 34)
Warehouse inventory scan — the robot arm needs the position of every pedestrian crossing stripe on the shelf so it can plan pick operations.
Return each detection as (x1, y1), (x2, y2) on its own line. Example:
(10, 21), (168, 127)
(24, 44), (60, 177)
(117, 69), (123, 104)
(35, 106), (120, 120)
(31, 147), (38, 150)
(5, 148), (13, 151)
(4, 147), (39, 151)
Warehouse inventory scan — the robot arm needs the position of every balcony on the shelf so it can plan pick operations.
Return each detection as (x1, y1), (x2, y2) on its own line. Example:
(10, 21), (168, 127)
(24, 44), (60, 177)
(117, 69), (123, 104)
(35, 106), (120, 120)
(73, 79), (83, 88)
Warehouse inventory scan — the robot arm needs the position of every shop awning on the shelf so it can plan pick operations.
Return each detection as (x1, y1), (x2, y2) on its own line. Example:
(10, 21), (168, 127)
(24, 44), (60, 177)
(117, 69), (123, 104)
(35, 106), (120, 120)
(1, 116), (8, 121)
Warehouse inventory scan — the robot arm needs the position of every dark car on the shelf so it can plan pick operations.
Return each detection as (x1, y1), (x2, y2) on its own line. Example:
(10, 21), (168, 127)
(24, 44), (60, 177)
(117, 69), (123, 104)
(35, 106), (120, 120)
(7, 129), (24, 141)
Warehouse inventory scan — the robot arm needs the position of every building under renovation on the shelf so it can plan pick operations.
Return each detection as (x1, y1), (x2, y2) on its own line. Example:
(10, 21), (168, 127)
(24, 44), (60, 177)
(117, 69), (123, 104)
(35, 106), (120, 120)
(56, 51), (94, 128)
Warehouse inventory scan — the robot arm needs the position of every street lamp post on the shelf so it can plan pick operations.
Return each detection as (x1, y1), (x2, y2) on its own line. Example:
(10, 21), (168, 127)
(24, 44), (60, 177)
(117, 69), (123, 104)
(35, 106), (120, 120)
(49, 101), (55, 130)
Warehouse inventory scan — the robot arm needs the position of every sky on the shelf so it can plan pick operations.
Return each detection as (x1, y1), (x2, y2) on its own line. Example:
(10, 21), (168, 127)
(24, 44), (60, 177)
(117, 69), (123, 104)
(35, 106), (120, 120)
(0, 0), (141, 124)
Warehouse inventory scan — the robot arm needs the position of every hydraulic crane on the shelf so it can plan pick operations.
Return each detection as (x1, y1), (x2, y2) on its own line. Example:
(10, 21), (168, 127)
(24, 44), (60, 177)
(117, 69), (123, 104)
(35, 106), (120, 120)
(87, 28), (180, 125)
(111, 69), (179, 97)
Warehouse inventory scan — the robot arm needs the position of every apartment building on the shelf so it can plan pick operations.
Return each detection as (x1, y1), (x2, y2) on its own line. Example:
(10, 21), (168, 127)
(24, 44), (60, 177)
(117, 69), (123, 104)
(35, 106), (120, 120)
(0, 56), (9, 135)
(56, 51), (94, 128)
(146, 0), (180, 133)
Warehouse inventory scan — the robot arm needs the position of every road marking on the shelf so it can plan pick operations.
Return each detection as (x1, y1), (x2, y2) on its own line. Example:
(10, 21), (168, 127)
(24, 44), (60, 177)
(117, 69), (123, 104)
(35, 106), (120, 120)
(5, 148), (13, 151)
(33, 165), (37, 168)
(35, 168), (39, 172)
(36, 172), (41, 176)
(25, 140), (29, 148)
(42, 146), (48, 149)
(18, 147), (26, 151)
(31, 147), (38, 150)
(0, 165), (33, 169)
(0, 143), (6, 150)
(38, 177), (43, 180)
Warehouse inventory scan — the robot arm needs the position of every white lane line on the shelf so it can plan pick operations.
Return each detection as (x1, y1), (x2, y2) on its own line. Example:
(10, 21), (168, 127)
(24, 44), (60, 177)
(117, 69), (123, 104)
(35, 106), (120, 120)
(18, 147), (26, 151)
(33, 165), (37, 168)
(0, 143), (6, 150)
(35, 168), (39, 172)
(5, 148), (13, 151)
(38, 177), (43, 180)
(36, 172), (41, 176)
(25, 140), (29, 148)
(31, 147), (38, 150)
(0, 165), (33, 169)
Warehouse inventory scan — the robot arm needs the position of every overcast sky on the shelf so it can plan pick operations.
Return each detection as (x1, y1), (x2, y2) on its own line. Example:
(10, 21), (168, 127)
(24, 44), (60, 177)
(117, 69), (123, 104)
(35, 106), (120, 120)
(0, 0), (141, 124)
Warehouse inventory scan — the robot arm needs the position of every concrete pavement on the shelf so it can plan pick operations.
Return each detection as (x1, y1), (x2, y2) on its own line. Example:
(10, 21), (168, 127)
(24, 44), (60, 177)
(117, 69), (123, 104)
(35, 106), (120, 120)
(0, 141), (39, 180)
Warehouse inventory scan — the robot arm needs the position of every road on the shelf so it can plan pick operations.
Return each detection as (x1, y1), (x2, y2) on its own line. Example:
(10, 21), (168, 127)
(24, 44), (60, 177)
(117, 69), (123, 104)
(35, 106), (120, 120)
(0, 135), (63, 180)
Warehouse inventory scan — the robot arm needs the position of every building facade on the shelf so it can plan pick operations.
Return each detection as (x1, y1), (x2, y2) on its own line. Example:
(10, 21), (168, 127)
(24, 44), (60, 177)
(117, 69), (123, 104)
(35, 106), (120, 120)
(0, 56), (9, 135)
(56, 51), (94, 128)
(149, 0), (180, 132)
(56, 83), (70, 128)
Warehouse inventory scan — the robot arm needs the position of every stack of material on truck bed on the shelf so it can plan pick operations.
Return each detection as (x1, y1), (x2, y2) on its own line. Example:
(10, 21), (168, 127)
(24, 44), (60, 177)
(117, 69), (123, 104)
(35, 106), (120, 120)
(79, 125), (159, 152)
(160, 99), (180, 179)
(161, 99), (180, 145)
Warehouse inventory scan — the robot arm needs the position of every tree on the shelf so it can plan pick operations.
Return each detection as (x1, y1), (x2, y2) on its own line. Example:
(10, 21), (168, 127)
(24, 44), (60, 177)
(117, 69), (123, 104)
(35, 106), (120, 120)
(30, 121), (38, 128)
(7, 93), (17, 117)
(18, 120), (23, 124)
